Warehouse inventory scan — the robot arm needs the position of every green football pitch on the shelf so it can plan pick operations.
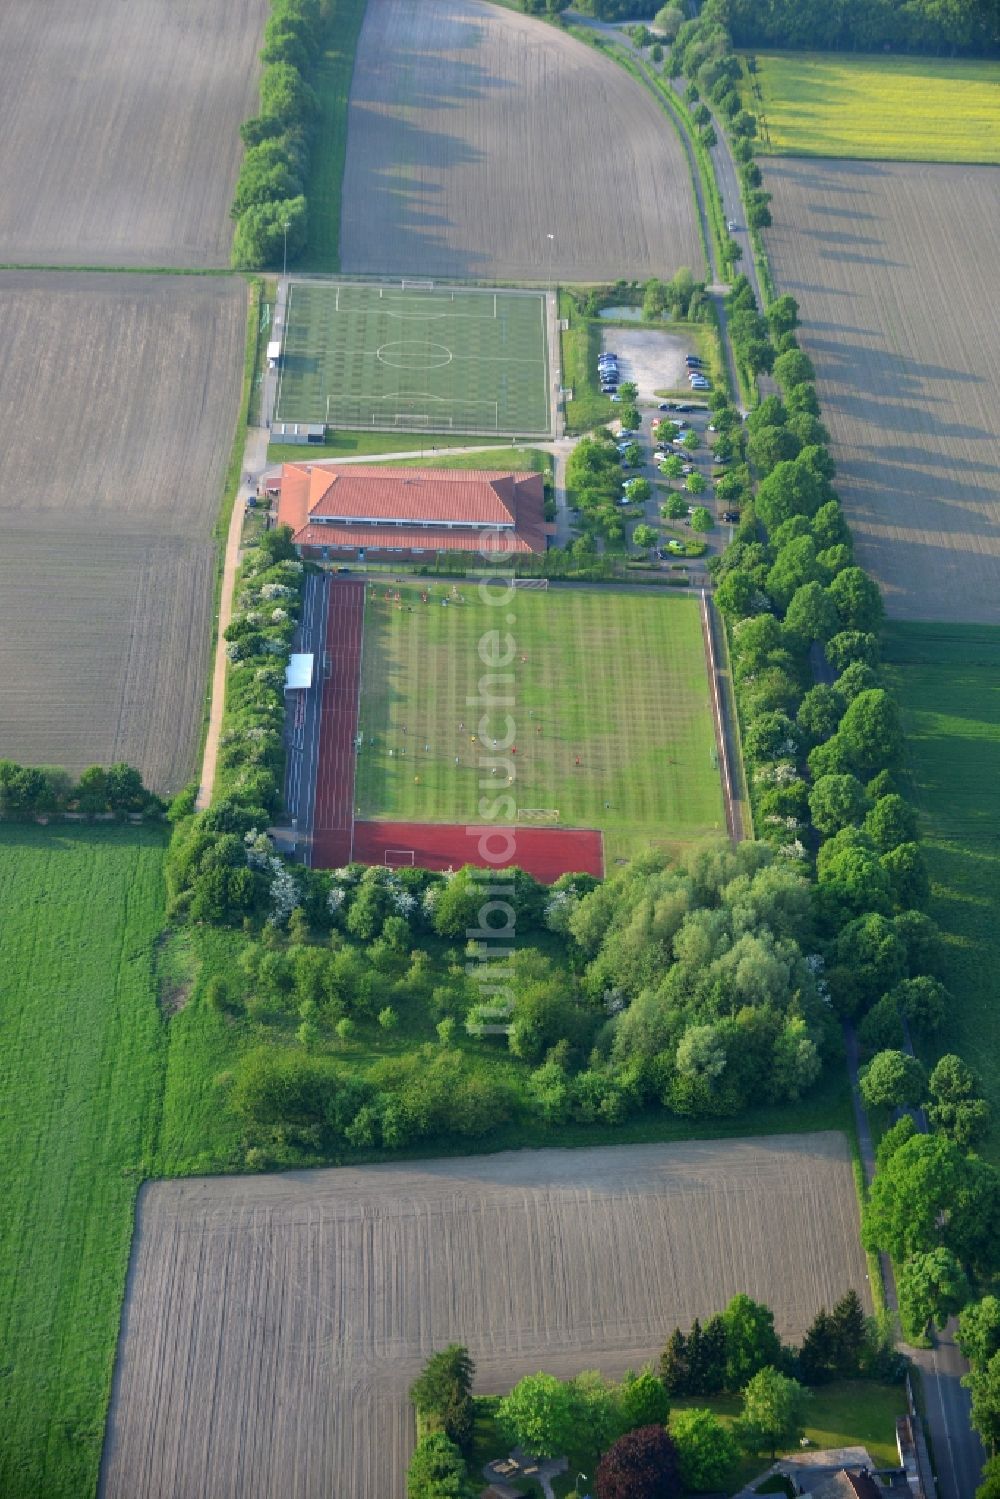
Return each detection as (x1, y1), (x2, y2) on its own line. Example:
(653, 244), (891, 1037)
(274, 282), (552, 436)
(355, 583), (725, 861)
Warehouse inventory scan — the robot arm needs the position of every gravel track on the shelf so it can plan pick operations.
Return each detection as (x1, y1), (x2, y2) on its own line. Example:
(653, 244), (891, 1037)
(101, 1133), (869, 1499)
(0, 273), (247, 791)
(340, 0), (703, 282)
(0, 0), (267, 266)
(763, 157), (1000, 624)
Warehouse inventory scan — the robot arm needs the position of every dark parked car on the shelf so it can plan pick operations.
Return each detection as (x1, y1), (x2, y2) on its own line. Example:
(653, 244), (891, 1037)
(722, 510), (741, 524)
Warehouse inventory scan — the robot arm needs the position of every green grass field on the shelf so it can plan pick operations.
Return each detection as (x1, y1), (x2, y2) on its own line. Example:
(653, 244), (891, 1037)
(0, 826), (166, 1499)
(267, 430), (513, 464)
(741, 52), (1000, 163)
(883, 622), (1000, 1165)
(275, 282), (551, 435)
(356, 585), (725, 859)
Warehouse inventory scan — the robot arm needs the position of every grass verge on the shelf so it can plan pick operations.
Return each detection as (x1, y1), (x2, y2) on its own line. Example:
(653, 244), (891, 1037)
(268, 431), (513, 464)
(0, 826), (167, 1499)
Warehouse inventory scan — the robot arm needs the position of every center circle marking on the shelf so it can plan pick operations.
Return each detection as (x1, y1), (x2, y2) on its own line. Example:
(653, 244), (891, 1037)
(376, 340), (453, 370)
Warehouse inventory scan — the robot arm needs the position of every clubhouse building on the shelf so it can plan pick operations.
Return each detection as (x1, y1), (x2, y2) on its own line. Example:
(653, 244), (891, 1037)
(273, 463), (547, 561)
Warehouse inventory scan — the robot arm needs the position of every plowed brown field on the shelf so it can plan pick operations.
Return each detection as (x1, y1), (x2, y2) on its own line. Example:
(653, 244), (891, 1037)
(0, 0), (267, 266)
(101, 1134), (868, 1499)
(339, 0), (704, 282)
(0, 273), (246, 791)
(763, 158), (1000, 624)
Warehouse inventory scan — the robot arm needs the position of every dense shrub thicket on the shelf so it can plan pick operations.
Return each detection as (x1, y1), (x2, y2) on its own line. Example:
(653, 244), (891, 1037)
(200, 840), (843, 1166)
(230, 0), (323, 269)
(0, 760), (160, 819)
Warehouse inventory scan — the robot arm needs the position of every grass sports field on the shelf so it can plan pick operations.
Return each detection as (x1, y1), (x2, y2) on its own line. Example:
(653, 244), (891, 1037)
(883, 623), (1000, 1166)
(0, 826), (166, 1499)
(274, 282), (551, 436)
(355, 585), (724, 859)
(741, 52), (1000, 163)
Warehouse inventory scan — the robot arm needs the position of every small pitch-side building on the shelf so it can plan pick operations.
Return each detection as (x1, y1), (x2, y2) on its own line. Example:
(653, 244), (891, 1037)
(273, 463), (547, 561)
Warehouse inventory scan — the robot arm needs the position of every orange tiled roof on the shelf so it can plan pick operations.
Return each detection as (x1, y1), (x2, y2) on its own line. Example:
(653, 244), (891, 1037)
(275, 463), (546, 554)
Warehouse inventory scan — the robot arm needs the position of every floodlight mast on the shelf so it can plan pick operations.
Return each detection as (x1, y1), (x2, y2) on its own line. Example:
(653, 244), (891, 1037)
(282, 219), (290, 280)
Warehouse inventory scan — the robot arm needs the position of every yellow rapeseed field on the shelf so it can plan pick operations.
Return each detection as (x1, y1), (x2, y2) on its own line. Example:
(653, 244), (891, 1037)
(741, 52), (1000, 163)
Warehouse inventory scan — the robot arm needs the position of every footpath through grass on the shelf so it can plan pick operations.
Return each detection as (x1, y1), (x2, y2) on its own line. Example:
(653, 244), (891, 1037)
(356, 584), (725, 859)
(741, 51), (1000, 164)
(0, 826), (167, 1499)
(883, 622), (1000, 1165)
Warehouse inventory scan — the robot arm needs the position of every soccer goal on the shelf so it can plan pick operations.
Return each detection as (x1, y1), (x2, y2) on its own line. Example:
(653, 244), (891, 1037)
(383, 848), (416, 867)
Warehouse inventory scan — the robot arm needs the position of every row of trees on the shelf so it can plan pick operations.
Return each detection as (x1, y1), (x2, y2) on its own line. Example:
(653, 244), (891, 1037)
(730, 0), (999, 56)
(166, 526), (306, 923)
(0, 760), (158, 819)
(230, 0), (324, 269)
(660, 1289), (895, 1395)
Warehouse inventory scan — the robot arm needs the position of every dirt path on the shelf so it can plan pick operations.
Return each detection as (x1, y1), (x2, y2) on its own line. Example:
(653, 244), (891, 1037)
(195, 424), (269, 810)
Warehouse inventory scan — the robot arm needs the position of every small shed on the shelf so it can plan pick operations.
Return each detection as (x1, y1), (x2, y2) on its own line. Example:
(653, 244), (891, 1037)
(272, 421), (326, 446)
(284, 653), (314, 692)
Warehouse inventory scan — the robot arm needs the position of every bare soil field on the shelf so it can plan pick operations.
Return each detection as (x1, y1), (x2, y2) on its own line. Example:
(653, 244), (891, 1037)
(0, 0), (267, 266)
(0, 273), (246, 791)
(339, 0), (704, 282)
(101, 1134), (868, 1499)
(763, 158), (1000, 624)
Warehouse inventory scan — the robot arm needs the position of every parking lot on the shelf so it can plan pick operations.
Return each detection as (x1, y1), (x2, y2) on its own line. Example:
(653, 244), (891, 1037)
(599, 335), (738, 572)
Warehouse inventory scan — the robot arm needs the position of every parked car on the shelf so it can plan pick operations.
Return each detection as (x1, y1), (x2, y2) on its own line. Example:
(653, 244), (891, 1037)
(658, 401), (676, 411)
(722, 510), (741, 523)
(685, 355), (703, 367)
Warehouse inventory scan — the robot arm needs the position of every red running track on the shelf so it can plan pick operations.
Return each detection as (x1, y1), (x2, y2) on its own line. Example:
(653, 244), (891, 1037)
(311, 581), (365, 868)
(351, 820), (605, 883)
